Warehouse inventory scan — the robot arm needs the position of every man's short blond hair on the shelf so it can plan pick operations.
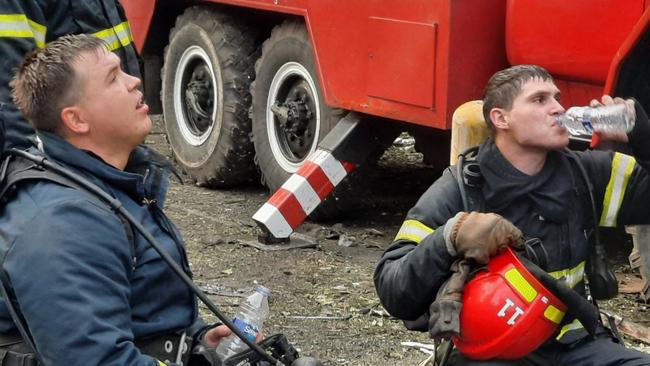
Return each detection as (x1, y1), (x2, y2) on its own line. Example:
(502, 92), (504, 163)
(10, 34), (108, 132)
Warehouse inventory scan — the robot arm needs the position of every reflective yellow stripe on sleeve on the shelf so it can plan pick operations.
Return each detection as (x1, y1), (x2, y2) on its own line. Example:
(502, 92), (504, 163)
(93, 21), (133, 51)
(157, 361), (167, 366)
(600, 152), (635, 227)
(0, 14), (46, 48)
(548, 261), (585, 289)
(556, 318), (584, 340)
(394, 220), (434, 244)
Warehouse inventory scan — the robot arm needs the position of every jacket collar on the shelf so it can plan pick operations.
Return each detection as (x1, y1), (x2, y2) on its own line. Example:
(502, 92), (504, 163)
(477, 139), (573, 222)
(38, 131), (147, 202)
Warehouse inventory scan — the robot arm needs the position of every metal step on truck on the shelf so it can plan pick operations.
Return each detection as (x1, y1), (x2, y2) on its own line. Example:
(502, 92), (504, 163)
(121, 0), (650, 299)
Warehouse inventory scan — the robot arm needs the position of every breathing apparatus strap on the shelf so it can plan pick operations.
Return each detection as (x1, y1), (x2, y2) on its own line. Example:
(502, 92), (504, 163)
(563, 149), (619, 301)
(0, 154), (138, 270)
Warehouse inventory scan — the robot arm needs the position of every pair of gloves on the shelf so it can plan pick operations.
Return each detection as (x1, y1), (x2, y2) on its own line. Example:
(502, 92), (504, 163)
(430, 212), (522, 339)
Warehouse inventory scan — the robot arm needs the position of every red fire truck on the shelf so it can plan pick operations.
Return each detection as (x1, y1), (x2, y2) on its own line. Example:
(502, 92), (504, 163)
(120, 0), (650, 233)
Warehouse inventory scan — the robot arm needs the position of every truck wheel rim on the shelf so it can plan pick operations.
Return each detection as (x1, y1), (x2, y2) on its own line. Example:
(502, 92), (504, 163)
(266, 62), (321, 173)
(174, 46), (218, 146)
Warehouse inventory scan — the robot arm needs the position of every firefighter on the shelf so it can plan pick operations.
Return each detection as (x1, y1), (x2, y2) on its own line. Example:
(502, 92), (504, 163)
(0, 34), (232, 366)
(0, 0), (140, 152)
(374, 65), (650, 365)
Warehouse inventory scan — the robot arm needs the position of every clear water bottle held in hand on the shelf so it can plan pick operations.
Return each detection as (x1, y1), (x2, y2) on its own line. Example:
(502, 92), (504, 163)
(556, 103), (636, 136)
(215, 286), (271, 360)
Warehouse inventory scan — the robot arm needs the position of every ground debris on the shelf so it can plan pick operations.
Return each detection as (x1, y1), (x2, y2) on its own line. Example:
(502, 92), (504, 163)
(197, 283), (253, 297)
(359, 305), (391, 318)
(601, 309), (650, 344)
(287, 315), (351, 321)
(338, 234), (357, 247)
(364, 228), (385, 237)
(201, 238), (225, 248)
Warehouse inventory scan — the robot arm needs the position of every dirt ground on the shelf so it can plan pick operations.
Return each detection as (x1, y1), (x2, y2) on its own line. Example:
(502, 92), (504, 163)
(146, 116), (650, 365)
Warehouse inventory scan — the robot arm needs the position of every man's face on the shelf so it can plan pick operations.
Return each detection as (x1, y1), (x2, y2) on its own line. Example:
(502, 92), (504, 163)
(71, 49), (151, 152)
(500, 78), (568, 151)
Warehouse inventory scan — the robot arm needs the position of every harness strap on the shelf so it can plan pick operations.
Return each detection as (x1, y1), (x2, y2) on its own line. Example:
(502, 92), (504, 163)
(563, 149), (619, 301)
(0, 348), (39, 366)
(0, 156), (137, 269)
(135, 332), (192, 366)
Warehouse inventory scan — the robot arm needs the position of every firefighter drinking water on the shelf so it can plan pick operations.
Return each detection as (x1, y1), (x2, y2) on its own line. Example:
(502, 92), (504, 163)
(374, 65), (650, 365)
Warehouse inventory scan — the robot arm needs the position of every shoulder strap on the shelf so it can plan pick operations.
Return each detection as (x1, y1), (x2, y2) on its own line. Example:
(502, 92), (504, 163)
(0, 152), (138, 360)
(454, 146), (485, 212)
(0, 154), (137, 269)
(563, 149), (618, 300)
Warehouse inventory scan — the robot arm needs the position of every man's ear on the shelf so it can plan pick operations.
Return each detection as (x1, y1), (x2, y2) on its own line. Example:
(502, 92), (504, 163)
(60, 106), (90, 134)
(489, 108), (509, 130)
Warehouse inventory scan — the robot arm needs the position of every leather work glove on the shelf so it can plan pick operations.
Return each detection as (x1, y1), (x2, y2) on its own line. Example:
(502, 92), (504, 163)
(444, 212), (523, 264)
(428, 260), (471, 339)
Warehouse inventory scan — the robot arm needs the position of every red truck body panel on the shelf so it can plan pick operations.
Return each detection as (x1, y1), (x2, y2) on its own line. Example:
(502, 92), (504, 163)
(121, 0), (649, 129)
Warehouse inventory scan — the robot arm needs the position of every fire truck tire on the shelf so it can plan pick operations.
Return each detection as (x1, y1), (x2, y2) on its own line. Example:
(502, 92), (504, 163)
(161, 7), (258, 187)
(251, 21), (349, 220)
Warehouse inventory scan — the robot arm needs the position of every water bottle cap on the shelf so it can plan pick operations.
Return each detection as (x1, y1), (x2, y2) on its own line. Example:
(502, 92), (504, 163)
(256, 285), (271, 297)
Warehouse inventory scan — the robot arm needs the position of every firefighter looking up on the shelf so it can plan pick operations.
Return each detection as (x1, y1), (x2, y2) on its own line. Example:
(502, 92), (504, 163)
(0, 0), (141, 152)
(374, 65), (650, 365)
(0, 34), (233, 366)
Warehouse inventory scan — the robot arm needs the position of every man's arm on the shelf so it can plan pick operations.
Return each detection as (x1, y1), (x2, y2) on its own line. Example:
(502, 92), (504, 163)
(0, 0), (46, 150)
(373, 168), (462, 320)
(579, 100), (650, 227)
(5, 199), (160, 366)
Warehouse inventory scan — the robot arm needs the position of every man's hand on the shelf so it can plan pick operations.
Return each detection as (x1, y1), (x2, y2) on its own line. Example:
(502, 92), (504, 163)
(444, 212), (522, 264)
(202, 325), (232, 348)
(202, 325), (264, 348)
(589, 95), (635, 143)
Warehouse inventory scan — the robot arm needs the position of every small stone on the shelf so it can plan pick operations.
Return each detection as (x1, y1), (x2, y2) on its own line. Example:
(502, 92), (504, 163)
(338, 234), (357, 247)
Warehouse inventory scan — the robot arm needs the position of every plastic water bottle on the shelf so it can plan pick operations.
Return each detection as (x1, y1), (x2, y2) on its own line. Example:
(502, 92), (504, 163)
(215, 286), (271, 360)
(556, 103), (635, 136)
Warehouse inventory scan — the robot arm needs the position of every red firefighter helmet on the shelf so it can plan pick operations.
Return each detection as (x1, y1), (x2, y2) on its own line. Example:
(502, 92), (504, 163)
(452, 247), (567, 360)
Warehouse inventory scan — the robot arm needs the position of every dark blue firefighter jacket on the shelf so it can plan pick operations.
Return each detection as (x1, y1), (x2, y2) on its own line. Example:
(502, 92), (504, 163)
(0, 132), (207, 365)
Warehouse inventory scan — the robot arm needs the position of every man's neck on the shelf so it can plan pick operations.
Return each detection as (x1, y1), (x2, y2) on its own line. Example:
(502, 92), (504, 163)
(494, 136), (547, 176)
(66, 137), (130, 170)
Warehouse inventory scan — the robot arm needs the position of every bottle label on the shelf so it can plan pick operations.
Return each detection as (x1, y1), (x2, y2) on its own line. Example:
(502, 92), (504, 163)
(581, 109), (594, 134)
(233, 317), (259, 343)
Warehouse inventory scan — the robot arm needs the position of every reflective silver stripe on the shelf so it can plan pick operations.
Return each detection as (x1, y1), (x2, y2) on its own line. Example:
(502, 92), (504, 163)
(549, 261), (585, 289)
(0, 14), (46, 48)
(93, 21), (133, 51)
(600, 153), (635, 227)
(394, 220), (434, 244)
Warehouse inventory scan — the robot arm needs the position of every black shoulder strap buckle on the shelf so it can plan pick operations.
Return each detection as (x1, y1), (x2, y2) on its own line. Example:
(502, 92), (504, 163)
(455, 146), (485, 212)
